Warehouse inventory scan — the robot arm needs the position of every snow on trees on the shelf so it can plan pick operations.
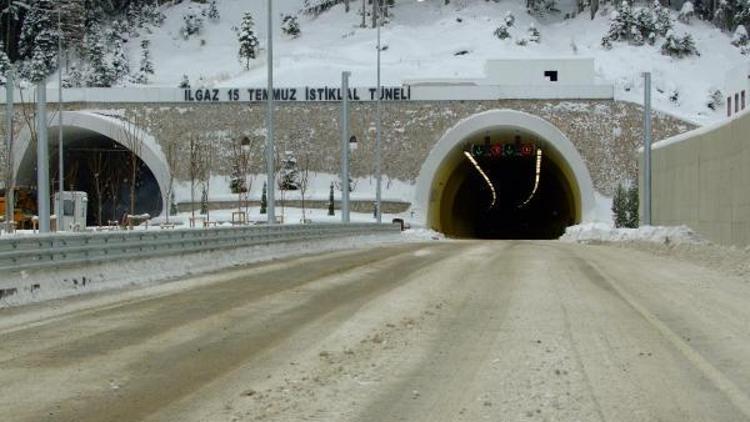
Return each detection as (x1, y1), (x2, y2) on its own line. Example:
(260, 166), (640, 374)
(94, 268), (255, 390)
(526, 0), (559, 16)
(62, 65), (83, 88)
(678, 1), (695, 23)
(706, 88), (725, 110)
(205, 0), (221, 23)
(528, 23), (541, 43)
(237, 12), (259, 70)
(111, 41), (130, 83)
(279, 151), (300, 191)
(661, 30), (700, 57)
(0, 42), (9, 86)
(133, 39), (154, 84)
(26, 45), (52, 83)
(494, 24), (511, 40)
(86, 41), (115, 88)
(19, 0), (58, 81)
(603, 1), (676, 48)
(504, 11), (515, 27)
(179, 74), (190, 88)
(732, 24), (749, 46)
(181, 8), (204, 40)
(281, 14), (301, 38)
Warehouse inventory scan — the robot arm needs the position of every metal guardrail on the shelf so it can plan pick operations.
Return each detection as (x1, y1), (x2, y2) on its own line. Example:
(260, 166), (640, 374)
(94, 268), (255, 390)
(0, 223), (401, 274)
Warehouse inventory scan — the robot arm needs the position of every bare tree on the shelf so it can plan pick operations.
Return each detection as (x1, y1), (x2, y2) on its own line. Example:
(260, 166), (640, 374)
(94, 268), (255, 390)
(116, 113), (146, 217)
(187, 132), (206, 222)
(200, 135), (214, 222)
(87, 151), (108, 226)
(107, 157), (124, 224)
(298, 147), (311, 223)
(230, 133), (256, 215)
(162, 138), (178, 223)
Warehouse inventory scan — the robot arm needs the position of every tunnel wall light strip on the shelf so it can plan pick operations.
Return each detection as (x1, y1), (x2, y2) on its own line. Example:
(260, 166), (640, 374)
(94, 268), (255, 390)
(519, 148), (543, 208)
(463, 151), (497, 208)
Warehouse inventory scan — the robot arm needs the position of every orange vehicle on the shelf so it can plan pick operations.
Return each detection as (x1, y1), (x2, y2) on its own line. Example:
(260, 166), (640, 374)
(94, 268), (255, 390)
(0, 187), (37, 230)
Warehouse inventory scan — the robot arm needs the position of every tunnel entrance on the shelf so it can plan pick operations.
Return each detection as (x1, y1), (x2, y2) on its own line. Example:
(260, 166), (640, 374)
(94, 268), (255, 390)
(443, 140), (574, 239)
(415, 110), (596, 240)
(13, 112), (169, 226)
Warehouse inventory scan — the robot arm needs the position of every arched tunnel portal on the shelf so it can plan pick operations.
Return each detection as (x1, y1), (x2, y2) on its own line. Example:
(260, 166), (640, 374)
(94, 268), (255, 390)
(13, 112), (170, 226)
(415, 110), (595, 239)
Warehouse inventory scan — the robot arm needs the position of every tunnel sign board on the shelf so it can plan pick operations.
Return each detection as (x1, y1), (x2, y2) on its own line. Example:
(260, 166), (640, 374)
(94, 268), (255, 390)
(470, 143), (537, 159)
(183, 86), (412, 103)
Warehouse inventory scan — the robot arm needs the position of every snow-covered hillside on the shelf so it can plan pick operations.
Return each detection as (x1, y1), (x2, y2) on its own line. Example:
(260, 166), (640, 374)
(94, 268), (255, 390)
(122, 0), (745, 125)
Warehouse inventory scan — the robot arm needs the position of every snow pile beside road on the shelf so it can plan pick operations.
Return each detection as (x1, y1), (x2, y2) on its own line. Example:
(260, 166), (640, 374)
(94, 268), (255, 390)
(401, 228), (445, 242)
(560, 223), (705, 245)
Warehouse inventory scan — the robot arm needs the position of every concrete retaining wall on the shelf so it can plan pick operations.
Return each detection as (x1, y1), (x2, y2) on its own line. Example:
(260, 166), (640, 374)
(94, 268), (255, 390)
(642, 110), (750, 246)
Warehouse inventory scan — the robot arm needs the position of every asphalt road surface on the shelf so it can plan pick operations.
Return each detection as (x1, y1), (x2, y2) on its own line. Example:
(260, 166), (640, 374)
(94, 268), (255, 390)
(1, 240), (749, 421)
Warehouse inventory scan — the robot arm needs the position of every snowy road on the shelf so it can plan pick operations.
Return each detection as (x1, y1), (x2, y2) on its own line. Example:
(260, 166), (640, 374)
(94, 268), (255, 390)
(1, 241), (750, 421)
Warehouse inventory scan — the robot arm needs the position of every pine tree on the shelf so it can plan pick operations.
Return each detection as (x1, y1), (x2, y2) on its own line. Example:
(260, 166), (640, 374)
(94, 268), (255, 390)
(111, 41), (130, 83)
(661, 30), (699, 57)
(707, 88), (724, 110)
(134, 39), (154, 84)
(612, 183), (628, 228)
(279, 151), (300, 191)
(528, 23), (541, 43)
(206, 0), (221, 23)
(200, 186), (208, 215)
(328, 182), (335, 216)
(181, 8), (204, 40)
(179, 74), (191, 89)
(86, 40), (114, 87)
(281, 14), (301, 38)
(732, 24), (749, 46)
(0, 42), (10, 86)
(626, 184), (639, 228)
(170, 191), (178, 216)
(679, 1), (695, 23)
(27, 45), (52, 83)
(62, 65), (83, 88)
(652, 0), (673, 36)
(504, 11), (515, 27)
(494, 24), (511, 40)
(260, 182), (268, 214)
(19, 0), (58, 80)
(238, 12), (259, 70)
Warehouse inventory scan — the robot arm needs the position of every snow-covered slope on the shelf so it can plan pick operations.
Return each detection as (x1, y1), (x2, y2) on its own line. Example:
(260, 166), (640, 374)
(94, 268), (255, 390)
(131, 0), (745, 125)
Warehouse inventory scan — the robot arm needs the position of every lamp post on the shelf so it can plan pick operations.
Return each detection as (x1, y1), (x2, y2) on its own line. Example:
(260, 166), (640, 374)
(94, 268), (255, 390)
(341, 71), (351, 223)
(643, 72), (652, 226)
(265, 0), (276, 224)
(57, 5), (64, 230)
(374, 0), (383, 224)
(4, 67), (14, 231)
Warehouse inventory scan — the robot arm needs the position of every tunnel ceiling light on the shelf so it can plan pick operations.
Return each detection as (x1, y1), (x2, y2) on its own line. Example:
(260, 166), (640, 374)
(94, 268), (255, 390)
(463, 151), (497, 208)
(519, 148), (543, 208)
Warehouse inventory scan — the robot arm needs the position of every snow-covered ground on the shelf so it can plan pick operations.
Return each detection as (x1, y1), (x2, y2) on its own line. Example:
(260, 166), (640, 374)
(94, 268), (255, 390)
(173, 172), (415, 206)
(117, 0), (745, 125)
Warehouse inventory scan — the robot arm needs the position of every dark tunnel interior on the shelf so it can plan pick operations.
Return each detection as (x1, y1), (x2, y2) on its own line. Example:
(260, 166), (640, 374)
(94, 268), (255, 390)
(440, 149), (576, 239)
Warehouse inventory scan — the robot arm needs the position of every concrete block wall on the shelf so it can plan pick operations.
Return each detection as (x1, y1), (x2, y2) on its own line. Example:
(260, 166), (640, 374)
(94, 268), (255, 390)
(642, 110), (750, 246)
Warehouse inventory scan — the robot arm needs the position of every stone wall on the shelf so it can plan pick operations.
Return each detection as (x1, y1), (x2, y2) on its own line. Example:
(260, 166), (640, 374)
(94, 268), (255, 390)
(1, 99), (693, 196)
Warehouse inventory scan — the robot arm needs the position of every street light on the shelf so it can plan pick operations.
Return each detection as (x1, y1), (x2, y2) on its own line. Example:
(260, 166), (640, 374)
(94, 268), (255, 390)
(265, 0), (276, 224)
(374, 0), (383, 224)
(57, 5), (64, 231)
